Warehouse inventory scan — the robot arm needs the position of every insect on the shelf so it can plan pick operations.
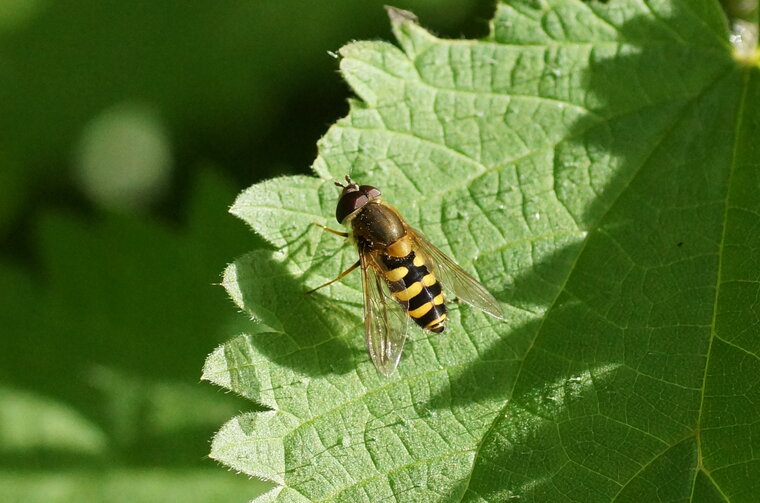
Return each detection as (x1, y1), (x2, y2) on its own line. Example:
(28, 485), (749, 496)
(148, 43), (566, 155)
(308, 176), (504, 375)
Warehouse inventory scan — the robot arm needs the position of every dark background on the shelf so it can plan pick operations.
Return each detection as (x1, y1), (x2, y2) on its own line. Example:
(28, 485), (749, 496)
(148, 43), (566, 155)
(0, 2), (494, 501)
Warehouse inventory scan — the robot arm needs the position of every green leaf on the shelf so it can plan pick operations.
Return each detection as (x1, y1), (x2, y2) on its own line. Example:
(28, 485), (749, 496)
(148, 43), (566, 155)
(206, 1), (760, 501)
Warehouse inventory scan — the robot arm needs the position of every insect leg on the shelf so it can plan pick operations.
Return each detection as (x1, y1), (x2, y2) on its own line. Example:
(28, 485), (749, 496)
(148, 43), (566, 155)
(305, 259), (361, 294)
(312, 221), (349, 238)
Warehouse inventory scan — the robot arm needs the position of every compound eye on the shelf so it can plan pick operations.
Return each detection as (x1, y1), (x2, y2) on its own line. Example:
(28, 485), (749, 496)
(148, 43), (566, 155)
(359, 185), (381, 199)
(336, 192), (369, 223)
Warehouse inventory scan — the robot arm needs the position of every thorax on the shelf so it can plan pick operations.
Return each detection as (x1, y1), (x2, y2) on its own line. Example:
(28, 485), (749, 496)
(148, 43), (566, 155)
(351, 201), (408, 251)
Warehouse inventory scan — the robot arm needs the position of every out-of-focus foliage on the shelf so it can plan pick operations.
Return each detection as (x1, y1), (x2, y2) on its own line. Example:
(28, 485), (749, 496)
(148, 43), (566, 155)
(0, 170), (269, 500)
(0, 1), (493, 501)
(0, 0), (492, 232)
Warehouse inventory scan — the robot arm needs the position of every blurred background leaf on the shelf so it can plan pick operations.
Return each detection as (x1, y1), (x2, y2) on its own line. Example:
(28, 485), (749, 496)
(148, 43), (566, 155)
(0, 1), (494, 501)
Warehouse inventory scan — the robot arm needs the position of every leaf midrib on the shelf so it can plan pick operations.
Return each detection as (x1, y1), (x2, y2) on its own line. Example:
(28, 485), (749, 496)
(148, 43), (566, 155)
(688, 65), (752, 503)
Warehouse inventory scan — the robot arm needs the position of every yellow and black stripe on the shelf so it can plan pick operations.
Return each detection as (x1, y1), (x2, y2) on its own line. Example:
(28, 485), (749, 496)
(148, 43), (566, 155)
(383, 252), (447, 332)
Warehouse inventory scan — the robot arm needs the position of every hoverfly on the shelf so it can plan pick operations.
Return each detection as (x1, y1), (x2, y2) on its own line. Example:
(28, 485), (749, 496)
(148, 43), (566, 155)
(308, 176), (504, 376)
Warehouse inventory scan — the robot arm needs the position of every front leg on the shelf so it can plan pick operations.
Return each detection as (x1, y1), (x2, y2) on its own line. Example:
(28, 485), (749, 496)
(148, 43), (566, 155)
(305, 260), (361, 294)
(312, 221), (348, 238)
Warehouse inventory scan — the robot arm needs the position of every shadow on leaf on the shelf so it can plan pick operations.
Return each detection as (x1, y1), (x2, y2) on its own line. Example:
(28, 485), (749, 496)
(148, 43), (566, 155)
(225, 249), (361, 378)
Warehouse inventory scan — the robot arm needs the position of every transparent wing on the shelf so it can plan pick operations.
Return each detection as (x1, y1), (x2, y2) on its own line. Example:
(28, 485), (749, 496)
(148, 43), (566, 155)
(360, 250), (410, 376)
(409, 227), (505, 320)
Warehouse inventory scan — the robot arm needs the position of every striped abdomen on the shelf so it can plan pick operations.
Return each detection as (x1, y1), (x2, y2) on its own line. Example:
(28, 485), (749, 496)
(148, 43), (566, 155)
(382, 252), (447, 332)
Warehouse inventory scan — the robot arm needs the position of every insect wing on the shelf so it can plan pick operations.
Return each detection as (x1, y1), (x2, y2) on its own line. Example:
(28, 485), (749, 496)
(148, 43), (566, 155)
(409, 228), (505, 320)
(360, 250), (410, 376)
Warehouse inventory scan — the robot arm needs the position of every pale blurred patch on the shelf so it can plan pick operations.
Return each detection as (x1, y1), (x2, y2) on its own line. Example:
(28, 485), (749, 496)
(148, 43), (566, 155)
(74, 103), (172, 212)
(731, 19), (759, 65)
(0, 386), (107, 454)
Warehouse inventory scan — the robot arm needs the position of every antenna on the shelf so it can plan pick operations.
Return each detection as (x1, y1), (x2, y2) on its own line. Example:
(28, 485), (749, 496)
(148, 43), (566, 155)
(335, 175), (355, 188)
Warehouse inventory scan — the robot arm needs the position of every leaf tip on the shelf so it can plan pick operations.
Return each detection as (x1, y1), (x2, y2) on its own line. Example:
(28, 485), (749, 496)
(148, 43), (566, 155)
(200, 343), (228, 386)
(383, 4), (435, 58)
(384, 5), (418, 27)
(228, 190), (246, 220)
(210, 412), (288, 486)
(221, 261), (245, 311)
